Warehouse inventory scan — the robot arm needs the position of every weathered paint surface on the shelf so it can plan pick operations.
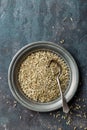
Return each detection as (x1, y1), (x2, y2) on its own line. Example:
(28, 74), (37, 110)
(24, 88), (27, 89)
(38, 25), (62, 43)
(0, 0), (87, 130)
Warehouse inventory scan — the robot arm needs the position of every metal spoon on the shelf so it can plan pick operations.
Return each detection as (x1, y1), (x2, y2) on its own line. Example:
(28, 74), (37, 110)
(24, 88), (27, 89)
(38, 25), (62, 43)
(49, 59), (70, 113)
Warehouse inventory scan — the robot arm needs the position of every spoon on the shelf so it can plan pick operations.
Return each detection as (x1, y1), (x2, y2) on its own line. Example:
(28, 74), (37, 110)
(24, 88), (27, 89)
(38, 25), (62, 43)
(49, 59), (70, 113)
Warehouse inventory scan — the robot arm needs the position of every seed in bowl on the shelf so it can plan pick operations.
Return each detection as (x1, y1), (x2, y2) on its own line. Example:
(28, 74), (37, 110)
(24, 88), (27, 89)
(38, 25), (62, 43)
(18, 50), (70, 103)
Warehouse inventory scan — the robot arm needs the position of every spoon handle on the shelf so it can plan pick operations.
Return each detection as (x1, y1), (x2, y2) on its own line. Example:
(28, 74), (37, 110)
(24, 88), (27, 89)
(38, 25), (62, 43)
(62, 95), (70, 113)
(57, 76), (70, 113)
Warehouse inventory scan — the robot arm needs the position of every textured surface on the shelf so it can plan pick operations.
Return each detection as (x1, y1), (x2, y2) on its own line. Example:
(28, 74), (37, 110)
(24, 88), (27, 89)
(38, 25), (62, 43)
(0, 0), (87, 130)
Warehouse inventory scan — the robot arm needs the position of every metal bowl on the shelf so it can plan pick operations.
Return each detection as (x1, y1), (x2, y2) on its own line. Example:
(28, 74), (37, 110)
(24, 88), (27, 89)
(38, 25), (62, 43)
(8, 41), (79, 112)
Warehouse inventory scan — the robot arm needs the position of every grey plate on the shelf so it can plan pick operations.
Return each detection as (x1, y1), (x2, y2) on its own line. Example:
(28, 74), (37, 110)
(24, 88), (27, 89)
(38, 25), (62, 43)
(8, 41), (79, 112)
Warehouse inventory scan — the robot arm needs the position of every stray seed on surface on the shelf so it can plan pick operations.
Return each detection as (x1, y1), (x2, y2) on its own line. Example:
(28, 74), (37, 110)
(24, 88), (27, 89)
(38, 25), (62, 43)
(83, 105), (86, 107)
(14, 100), (17, 104)
(76, 114), (82, 117)
(53, 114), (55, 118)
(75, 106), (81, 110)
(80, 126), (83, 128)
(6, 101), (9, 104)
(83, 113), (86, 118)
(63, 17), (67, 21)
(3, 95), (5, 99)
(74, 127), (77, 130)
(70, 17), (73, 22)
(48, 126), (50, 129)
(19, 116), (22, 119)
(60, 40), (64, 44)
(58, 128), (62, 130)
(70, 111), (72, 114)
(66, 120), (71, 125)
(78, 98), (81, 101)
(56, 114), (60, 118)
(50, 113), (52, 116)
(52, 26), (54, 29)
(13, 103), (17, 108)
(61, 115), (66, 119)
(82, 99), (85, 102)
(30, 114), (34, 117)
(58, 120), (61, 122)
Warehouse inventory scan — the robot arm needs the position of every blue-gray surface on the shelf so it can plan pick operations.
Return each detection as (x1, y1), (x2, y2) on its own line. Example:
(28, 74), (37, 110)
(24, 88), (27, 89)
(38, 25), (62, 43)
(0, 0), (87, 130)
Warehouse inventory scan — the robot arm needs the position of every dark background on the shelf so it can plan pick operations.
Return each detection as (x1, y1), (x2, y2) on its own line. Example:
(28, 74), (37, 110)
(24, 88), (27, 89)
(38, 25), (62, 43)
(0, 0), (87, 130)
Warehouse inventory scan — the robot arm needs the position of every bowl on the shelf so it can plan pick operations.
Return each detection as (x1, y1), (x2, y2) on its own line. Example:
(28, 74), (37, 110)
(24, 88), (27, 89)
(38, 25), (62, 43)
(8, 41), (79, 112)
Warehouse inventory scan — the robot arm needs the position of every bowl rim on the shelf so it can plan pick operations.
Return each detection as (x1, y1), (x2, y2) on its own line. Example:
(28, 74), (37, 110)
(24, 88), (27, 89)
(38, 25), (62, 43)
(8, 41), (79, 112)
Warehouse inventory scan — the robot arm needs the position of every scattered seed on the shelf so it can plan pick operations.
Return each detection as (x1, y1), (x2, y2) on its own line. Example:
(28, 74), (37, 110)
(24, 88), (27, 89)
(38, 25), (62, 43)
(70, 111), (72, 114)
(80, 126), (83, 128)
(83, 105), (86, 108)
(70, 17), (73, 22)
(53, 114), (55, 118)
(74, 126), (77, 130)
(60, 39), (64, 44)
(3, 95), (5, 99)
(6, 101), (9, 104)
(30, 114), (34, 117)
(52, 26), (54, 29)
(61, 115), (66, 119)
(83, 99), (85, 102)
(58, 128), (62, 130)
(56, 114), (60, 118)
(13, 100), (17, 104)
(75, 106), (81, 110)
(78, 98), (81, 101)
(19, 116), (22, 119)
(76, 114), (82, 117)
(66, 120), (71, 125)
(83, 113), (86, 118)
(58, 120), (61, 122)
(63, 17), (67, 21)
(50, 113), (52, 116)
(13, 103), (17, 108)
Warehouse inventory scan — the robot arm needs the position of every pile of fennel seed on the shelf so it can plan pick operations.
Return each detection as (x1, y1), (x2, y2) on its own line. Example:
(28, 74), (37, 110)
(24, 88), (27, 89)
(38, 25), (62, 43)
(18, 50), (70, 103)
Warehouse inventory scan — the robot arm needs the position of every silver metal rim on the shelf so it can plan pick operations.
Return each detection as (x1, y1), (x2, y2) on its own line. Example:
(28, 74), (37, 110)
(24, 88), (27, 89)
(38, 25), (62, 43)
(8, 41), (79, 112)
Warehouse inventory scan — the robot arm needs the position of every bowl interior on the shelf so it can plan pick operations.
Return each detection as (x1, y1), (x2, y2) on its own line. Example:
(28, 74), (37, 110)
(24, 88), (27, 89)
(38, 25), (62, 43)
(12, 47), (71, 104)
